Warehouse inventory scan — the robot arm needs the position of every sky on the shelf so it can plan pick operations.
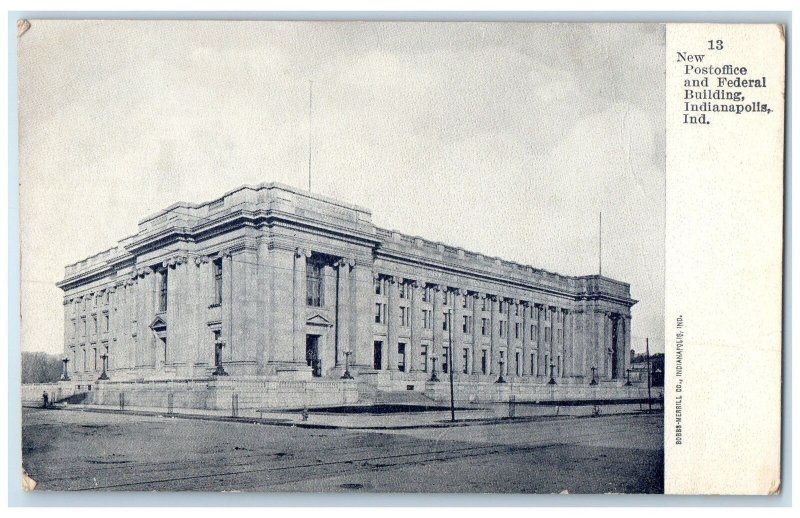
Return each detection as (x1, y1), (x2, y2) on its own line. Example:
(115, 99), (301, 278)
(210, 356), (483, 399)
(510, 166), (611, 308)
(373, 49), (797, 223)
(18, 21), (666, 355)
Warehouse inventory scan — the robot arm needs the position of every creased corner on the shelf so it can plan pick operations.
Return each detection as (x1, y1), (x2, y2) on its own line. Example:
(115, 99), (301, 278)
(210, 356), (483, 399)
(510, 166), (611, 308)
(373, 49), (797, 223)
(17, 19), (31, 39)
(777, 24), (786, 42)
(767, 480), (780, 496)
(22, 469), (37, 491)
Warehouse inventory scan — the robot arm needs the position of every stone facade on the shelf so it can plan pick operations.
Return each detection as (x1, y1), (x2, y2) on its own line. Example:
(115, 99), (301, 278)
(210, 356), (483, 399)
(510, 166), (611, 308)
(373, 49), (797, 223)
(57, 182), (637, 395)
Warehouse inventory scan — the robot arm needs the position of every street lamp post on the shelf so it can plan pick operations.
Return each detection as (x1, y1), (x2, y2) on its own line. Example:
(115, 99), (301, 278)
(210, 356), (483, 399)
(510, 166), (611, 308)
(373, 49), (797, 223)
(97, 352), (109, 380)
(61, 358), (71, 381)
(625, 368), (632, 386)
(341, 351), (353, 379)
(448, 309), (456, 422)
(548, 363), (556, 385)
(496, 359), (506, 384)
(212, 340), (228, 376)
(429, 356), (439, 382)
(589, 366), (598, 385)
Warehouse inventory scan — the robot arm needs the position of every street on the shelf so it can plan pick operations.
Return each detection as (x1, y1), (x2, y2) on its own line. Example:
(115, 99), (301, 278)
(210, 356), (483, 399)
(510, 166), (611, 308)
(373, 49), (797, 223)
(22, 407), (663, 493)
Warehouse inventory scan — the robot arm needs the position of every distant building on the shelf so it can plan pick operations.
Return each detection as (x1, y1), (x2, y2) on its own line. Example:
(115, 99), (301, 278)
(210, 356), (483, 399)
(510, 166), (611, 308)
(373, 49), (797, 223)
(630, 351), (664, 387)
(57, 183), (638, 403)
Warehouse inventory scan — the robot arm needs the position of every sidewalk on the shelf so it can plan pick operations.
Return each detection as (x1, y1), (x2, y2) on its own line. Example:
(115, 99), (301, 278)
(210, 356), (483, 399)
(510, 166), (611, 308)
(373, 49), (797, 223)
(25, 401), (660, 430)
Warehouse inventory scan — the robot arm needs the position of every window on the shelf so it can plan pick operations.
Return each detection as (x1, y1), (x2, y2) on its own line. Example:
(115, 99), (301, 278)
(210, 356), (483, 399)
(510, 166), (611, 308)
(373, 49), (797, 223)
(212, 258), (223, 305)
(545, 327), (551, 343)
(374, 277), (382, 295)
(482, 318), (489, 336)
(400, 307), (409, 327)
(499, 301), (505, 313)
(442, 347), (449, 374)
(463, 315), (471, 334)
(515, 322), (520, 339)
(158, 268), (168, 312)
(462, 294), (468, 308)
(442, 313), (449, 331)
(481, 350), (487, 374)
(93, 315), (98, 334)
(105, 291), (110, 305)
(81, 317), (86, 336)
(306, 257), (323, 307)
(531, 325), (536, 341)
(442, 290), (449, 306)
(375, 303), (383, 324)
(482, 298), (489, 311)
(515, 352), (521, 376)
(399, 282), (407, 299)
(422, 309), (431, 329)
(530, 353), (536, 375)
(462, 348), (469, 374)
(71, 320), (76, 339)
(103, 313), (109, 333)
(515, 304), (519, 316)
(420, 344), (428, 372)
(422, 286), (429, 302)
(499, 320), (505, 337)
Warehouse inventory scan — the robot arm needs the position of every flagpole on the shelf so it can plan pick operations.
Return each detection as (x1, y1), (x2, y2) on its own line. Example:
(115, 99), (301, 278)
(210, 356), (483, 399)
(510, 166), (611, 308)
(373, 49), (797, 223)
(599, 212), (602, 276)
(308, 79), (313, 192)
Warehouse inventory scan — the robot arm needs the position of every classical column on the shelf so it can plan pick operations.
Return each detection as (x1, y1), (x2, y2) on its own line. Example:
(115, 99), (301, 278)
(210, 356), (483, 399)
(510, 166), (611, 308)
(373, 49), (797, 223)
(623, 315), (632, 375)
(432, 284), (443, 361)
(450, 289), (465, 374)
(489, 295), (499, 376)
(506, 299), (514, 377)
(596, 309), (607, 379)
(408, 280), (420, 372)
(564, 309), (572, 377)
(536, 304), (544, 376)
(471, 292), (482, 375)
(549, 306), (557, 371)
(560, 308), (570, 378)
(335, 258), (352, 367)
(521, 300), (531, 376)
(293, 248), (310, 364)
(386, 276), (399, 371)
(224, 252), (234, 362)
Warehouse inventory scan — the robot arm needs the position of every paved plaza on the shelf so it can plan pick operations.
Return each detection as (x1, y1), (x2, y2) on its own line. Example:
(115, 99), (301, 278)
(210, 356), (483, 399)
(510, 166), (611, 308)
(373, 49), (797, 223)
(22, 407), (663, 493)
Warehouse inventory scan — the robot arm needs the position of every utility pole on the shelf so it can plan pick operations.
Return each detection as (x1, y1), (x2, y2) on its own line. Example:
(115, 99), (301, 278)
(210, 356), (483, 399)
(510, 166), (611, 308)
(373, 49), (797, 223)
(448, 309), (456, 422)
(646, 337), (652, 412)
(599, 212), (603, 276)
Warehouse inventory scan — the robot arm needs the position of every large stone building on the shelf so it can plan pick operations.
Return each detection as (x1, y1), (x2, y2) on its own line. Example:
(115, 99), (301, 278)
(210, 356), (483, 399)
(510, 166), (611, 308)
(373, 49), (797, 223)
(56, 183), (638, 406)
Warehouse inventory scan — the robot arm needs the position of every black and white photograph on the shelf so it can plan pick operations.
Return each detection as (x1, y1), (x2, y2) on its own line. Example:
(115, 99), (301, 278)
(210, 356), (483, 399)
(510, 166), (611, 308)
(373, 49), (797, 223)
(18, 19), (674, 494)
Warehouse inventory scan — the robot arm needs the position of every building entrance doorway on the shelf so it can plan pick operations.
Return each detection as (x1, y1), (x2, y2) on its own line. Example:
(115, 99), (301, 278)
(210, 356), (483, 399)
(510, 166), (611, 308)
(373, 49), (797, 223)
(306, 335), (322, 377)
(373, 340), (383, 370)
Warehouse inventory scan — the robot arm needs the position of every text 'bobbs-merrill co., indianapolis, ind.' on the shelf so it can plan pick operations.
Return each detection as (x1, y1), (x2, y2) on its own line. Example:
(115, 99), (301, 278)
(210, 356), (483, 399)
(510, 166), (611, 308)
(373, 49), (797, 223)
(675, 315), (684, 445)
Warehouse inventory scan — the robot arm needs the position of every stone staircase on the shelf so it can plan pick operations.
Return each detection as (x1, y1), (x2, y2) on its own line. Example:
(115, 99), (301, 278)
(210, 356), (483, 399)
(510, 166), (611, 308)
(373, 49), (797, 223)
(374, 389), (438, 407)
(355, 384), (439, 407)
